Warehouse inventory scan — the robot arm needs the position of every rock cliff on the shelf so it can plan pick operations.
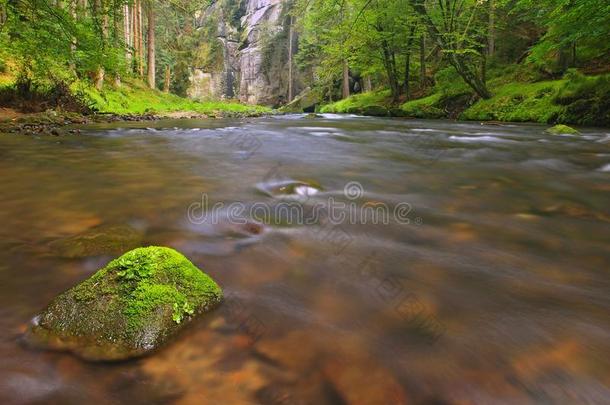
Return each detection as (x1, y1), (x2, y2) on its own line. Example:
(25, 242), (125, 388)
(189, 0), (295, 106)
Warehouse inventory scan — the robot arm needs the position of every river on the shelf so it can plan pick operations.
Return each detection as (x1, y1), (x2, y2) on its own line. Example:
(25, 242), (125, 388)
(1, 115), (609, 404)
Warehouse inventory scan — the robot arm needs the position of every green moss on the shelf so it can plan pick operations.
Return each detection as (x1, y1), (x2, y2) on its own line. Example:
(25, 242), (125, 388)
(553, 71), (610, 126)
(401, 93), (445, 119)
(106, 246), (222, 330)
(460, 80), (566, 123)
(320, 90), (392, 114)
(30, 246), (223, 360)
(72, 78), (271, 116)
(545, 124), (580, 135)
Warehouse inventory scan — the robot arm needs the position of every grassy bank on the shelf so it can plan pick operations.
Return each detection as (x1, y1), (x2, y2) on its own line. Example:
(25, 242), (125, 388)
(320, 68), (610, 127)
(0, 74), (270, 122)
(77, 79), (270, 116)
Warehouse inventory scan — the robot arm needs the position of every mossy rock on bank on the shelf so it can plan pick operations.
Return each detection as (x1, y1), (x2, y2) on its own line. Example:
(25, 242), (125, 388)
(389, 108), (409, 117)
(346, 105), (389, 117)
(400, 94), (446, 119)
(545, 124), (580, 135)
(281, 87), (319, 113)
(27, 246), (223, 360)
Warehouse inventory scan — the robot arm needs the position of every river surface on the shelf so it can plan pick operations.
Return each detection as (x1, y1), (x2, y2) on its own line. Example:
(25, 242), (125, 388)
(0, 115), (609, 404)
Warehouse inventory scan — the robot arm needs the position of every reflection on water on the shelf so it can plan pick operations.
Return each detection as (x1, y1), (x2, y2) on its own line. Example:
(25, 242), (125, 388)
(1, 116), (609, 404)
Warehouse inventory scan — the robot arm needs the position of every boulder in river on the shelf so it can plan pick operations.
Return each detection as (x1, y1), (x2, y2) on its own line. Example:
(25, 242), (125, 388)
(545, 124), (580, 135)
(27, 246), (223, 360)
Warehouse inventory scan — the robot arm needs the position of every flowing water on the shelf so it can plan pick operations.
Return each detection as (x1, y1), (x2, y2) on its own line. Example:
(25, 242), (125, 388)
(0, 115), (609, 404)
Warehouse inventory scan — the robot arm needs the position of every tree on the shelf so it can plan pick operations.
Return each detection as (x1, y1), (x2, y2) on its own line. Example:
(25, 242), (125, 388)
(408, 0), (492, 98)
(147, 0), (155, 88)
(516, 0), (610, 70)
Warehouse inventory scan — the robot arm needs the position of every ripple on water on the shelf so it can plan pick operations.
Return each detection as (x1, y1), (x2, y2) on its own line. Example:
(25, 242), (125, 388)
(449, 135), (516, 143)
(597, 163), (610, 172)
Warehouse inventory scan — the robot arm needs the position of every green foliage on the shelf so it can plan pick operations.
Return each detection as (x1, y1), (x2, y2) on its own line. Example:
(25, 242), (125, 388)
(516, 0), (610, 68)
(401, 93), (445, 119)
(553, 71), (610, 126)
(432, 67), (472, 96)
(319, 90), (391, 113)
(460, 80), (565, 123)
(78, 78), (270, 115)
(0, 0), (128, 87)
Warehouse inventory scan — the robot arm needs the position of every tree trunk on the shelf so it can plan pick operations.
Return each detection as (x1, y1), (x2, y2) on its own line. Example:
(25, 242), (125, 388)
(572, 41), (577, 66)
(420, 33), (425, 87)
(481, 53), (486, 84)
(380, 37), (399, 101)
(364, 76), (372, 92)
(69, 1), (77, 72)
(287, 15), (294, 102)
(404, 52), (411, 99)
(132, 2), (139, 74)
(342, 59), (350, 99)
(488, 0), (495, 57)
(164, 66), (171, 92)
(93, 0), (105, 90)
(138, 0), (144, 77)
(124, 4), (132, 64)
(147, 1), (155, 89)
(403, 25), (417, 97)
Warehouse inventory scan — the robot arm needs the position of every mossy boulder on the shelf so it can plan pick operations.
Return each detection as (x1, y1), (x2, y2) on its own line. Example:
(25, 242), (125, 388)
(281, 87), (319, 113)
(545, 124), (580, 135)
(389, 108), (409, 117)
(27, 246), (223, 360)
(361, 105), (389, 117)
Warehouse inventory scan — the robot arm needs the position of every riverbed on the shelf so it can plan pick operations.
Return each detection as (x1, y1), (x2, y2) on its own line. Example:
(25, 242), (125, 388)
(1, 115), (609, 404)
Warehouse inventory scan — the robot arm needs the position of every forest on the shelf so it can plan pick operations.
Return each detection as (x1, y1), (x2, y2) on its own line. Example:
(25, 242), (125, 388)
(0, 0), (609, 125)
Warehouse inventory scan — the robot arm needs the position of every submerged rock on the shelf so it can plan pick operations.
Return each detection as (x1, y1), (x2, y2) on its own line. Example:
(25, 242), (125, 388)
(256, 179), (322, 197)
(27, 246), (223, 360)
(49, 224), (143, 258)
(545, 124), (580, 135)
(304, 113), (323, 119)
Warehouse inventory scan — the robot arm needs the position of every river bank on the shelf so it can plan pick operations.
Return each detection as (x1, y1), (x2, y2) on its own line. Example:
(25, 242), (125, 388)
(0, 108), (271, 136)
(320, 69), (610, 127)
(0, 77), (271, 135)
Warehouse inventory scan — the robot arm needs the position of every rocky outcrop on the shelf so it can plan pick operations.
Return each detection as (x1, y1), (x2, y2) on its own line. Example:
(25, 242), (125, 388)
(27, 246), (223, 360)
(239, 0), (286, 105)
(189, 2), (242, 100)
(189, 0), (295, 106)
